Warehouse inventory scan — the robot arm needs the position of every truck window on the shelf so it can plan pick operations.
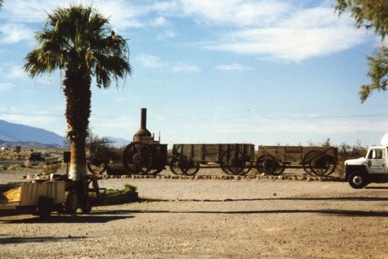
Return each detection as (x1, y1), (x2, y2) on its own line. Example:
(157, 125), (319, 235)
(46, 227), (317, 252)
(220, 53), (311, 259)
(367, 150), (373, 159)
(374, 149), (383, 159)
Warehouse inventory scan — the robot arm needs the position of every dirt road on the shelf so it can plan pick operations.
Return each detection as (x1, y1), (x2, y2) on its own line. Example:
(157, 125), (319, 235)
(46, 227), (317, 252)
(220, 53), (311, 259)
(1, 170), (388, 258)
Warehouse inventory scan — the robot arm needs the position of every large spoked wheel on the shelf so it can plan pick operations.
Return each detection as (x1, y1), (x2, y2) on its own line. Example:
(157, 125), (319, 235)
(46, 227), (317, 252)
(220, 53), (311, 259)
(256, 155), (285, 175)
(220, 149), (247, 175)
(122, 142), (153, 174)
(170, 155), (187, 175)
(302, 150), (336, 176)
(240, 162), (252, 176)
(185, 159), (200, 176)
(348, 171), (369, 189)
(87, 152), (107, 174)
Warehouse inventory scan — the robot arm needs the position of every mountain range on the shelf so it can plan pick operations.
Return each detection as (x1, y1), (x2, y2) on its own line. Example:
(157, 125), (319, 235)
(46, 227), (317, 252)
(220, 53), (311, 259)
(0, 120), (129, 148)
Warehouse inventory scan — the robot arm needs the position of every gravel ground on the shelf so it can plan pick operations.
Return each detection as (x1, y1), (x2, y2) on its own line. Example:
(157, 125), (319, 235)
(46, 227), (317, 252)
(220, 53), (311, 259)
(1, 168), (388, 258)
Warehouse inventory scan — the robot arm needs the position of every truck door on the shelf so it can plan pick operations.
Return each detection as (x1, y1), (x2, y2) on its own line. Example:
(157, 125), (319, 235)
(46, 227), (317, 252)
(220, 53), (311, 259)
(365, 148), (386, 174)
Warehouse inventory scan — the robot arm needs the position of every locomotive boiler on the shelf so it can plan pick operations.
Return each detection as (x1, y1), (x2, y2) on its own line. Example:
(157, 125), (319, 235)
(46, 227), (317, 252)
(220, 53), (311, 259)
(121, 108), (167, 175)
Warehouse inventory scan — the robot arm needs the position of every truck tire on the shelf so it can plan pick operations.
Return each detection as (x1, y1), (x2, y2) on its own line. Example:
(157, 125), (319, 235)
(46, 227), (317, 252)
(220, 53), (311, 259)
(348, 171), (369, 189)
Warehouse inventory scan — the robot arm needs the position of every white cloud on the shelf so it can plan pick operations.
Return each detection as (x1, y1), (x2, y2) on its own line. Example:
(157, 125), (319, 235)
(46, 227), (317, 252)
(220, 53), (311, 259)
(216, 63), (253, 71)
(0, 24), (35, 44)
(172, 63), (200, 72)
(201, 6), (369, 61)
(179, 0), (289, 26)
(6, 66), (25, 79)
(137, 54), (166, 68)
(152, 17), (169, 27)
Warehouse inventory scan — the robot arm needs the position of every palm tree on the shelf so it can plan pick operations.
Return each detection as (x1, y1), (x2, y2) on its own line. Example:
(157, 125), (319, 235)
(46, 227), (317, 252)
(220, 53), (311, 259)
(24, 5), (131, 185)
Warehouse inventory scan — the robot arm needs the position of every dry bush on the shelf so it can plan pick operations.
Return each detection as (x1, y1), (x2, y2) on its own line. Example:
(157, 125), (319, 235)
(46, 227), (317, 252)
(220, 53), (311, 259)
(24, 160), (32, 168)
(7, 164), (22, 171)
(42, 163), (61, 175)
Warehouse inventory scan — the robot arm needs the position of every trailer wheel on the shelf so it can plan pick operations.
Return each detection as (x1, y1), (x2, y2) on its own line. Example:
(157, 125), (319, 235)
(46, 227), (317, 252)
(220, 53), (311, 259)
(170, 155), (187, 175)
(185, 159), (200, 176)
(220, 149), (246, 175)
(303, 150), (336, 176)
(87, 160), (107, 175)
(64, 190), (78, 215)
(256, 155), (285, 175)
(348, 171), (369, 189)
(37, 196), (53, 220)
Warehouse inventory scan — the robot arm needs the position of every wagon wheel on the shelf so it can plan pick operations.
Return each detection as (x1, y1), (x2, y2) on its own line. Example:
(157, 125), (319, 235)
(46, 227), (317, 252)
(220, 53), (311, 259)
(169, 155), (187, 175)
(122, 142), (153, 174)
(303, 150), (336, 176)
(302, 150), (335, 176)
(185, 158), (200, 176)
(256, 154), (285, 175)
(220, 149), (246, 175)
(302, 151), (316, 176)
(240, 162), (252, 176)
(87, 149), (107, 174)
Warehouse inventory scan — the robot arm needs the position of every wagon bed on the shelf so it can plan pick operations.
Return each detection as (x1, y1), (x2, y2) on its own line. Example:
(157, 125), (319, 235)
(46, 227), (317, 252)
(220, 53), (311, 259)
(256, 145), (338, 176)
(170, 143), (255, 175)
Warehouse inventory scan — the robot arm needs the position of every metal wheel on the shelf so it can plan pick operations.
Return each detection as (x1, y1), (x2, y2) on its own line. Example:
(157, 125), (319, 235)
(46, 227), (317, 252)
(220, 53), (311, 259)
(87, 151), (107, 174)
(240, 162), (252, 175)
(303, 150), (336, 176)
(87, 146), (108, 174)
(122, 142), (153, 174)
(185, 159), (200, 176)
(169, 155), (187, 175)
(302, 150), (318, 175)
(220, 149), (246, 175)
(256, 154), (285, 175)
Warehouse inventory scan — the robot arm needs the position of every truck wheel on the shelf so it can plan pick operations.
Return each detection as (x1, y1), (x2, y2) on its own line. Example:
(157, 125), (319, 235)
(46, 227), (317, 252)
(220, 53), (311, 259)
(348, 171), (369, 189)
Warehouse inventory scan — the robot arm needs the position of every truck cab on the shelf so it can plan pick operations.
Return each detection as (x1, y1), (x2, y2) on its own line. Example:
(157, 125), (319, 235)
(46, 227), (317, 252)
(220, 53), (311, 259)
(344, 146), (388, 188)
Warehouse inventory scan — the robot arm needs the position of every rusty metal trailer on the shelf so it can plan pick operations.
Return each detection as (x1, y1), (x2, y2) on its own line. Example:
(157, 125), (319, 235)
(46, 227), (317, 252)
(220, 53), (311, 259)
(256, 145), (338, 176)
(170, 143), (255, 175)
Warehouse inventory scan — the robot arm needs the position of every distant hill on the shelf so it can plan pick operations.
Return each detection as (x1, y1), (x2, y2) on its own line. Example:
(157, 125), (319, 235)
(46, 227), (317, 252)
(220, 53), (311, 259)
(0, 120), (66, 148)
(0, 120), (130, 149)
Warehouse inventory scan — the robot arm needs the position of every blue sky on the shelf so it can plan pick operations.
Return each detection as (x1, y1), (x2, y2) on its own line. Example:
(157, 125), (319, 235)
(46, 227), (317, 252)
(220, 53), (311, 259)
(0, 0), (387, 147)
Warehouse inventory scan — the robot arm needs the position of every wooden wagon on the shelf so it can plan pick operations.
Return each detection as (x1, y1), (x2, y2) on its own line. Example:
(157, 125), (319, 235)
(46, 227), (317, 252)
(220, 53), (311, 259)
(170, 143), (255, 175)
(256, 145), (338, 176)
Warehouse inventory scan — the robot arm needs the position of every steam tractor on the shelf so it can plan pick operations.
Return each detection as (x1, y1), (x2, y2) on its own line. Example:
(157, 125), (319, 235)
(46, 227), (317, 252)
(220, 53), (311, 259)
(121, 108), (167, 175)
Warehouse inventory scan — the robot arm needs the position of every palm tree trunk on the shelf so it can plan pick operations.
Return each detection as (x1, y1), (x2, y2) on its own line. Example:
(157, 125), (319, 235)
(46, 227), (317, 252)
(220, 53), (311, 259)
(63, 66), (91, 181)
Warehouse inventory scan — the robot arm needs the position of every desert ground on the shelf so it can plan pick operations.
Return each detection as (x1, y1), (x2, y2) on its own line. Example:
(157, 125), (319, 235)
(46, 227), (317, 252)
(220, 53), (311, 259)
(1, 166), (388, 258)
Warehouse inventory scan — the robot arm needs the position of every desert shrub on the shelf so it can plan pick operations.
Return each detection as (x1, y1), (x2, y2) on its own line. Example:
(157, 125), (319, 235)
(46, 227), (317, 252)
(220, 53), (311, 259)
(106, 184), (137, 196)
(42, 163), (61, 174)
(336, 142), (367, 177)
(24, 160), (32, 168)
(7, 164), (22, 171)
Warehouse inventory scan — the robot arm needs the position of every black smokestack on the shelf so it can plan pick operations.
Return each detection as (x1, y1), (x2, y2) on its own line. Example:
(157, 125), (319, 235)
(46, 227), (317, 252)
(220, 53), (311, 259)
(133, 108), (152, 142)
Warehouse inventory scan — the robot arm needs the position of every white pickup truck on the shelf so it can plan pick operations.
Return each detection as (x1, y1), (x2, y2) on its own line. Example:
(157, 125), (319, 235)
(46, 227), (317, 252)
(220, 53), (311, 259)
(344, 145), (388, 188)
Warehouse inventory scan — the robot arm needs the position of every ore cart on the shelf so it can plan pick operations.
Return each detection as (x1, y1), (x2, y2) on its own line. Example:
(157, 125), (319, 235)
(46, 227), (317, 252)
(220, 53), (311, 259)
(256, 145), (338, 176)
(121, 108), (168, 175)
(170, 143), (255, 175)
